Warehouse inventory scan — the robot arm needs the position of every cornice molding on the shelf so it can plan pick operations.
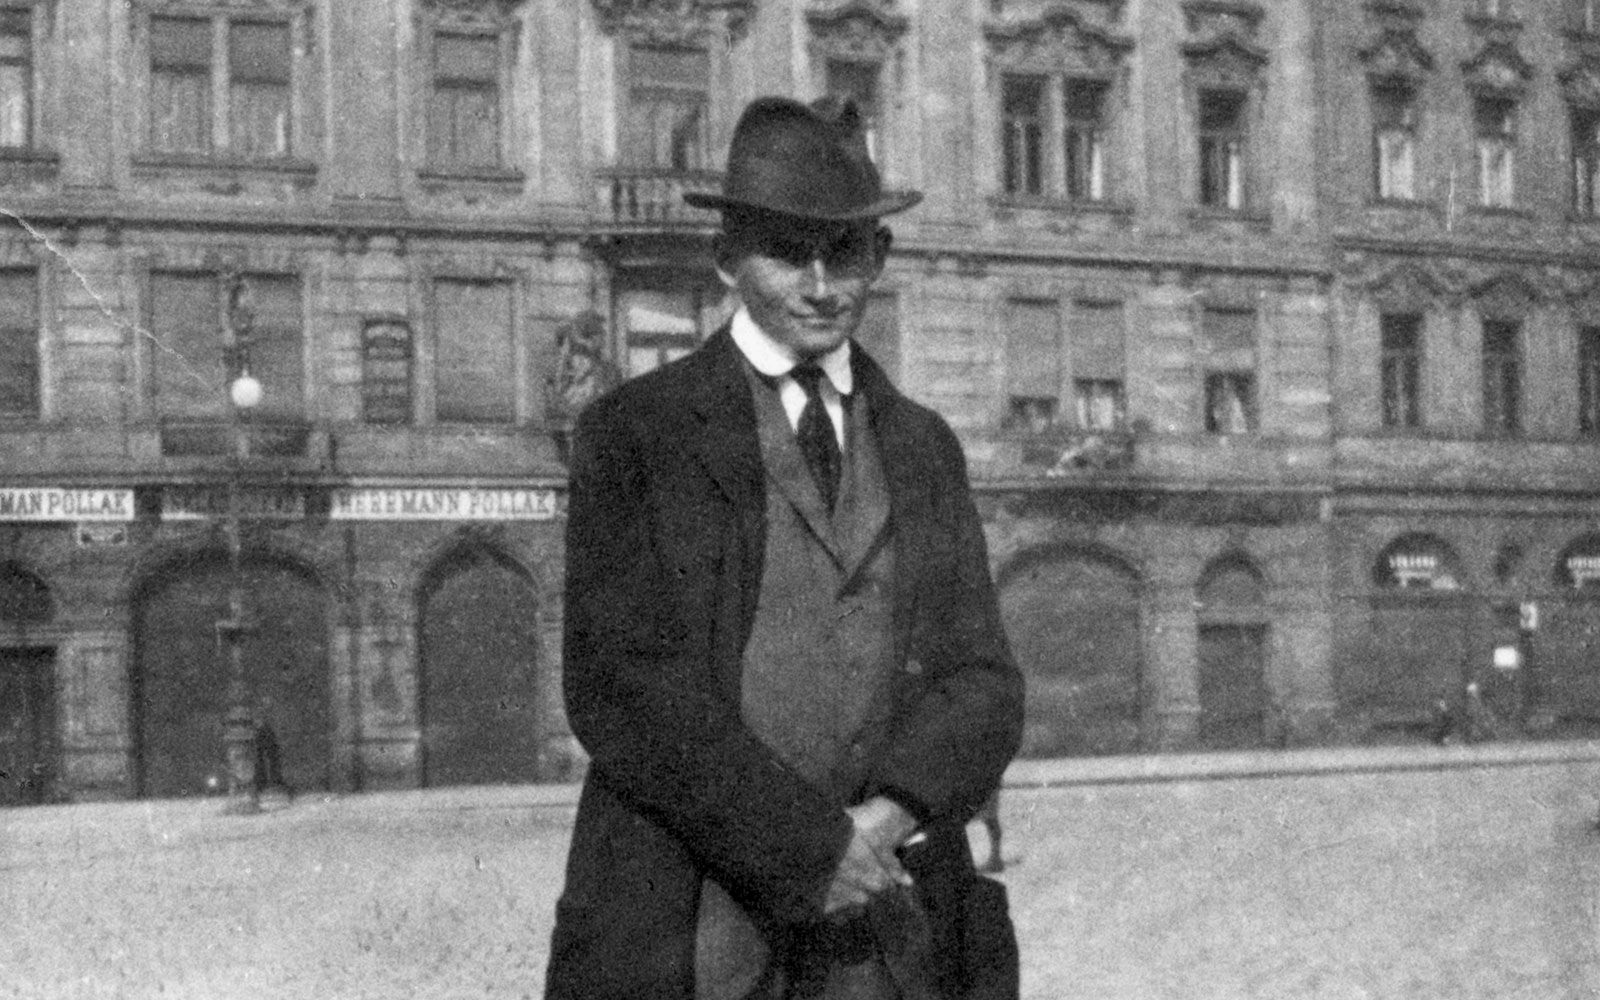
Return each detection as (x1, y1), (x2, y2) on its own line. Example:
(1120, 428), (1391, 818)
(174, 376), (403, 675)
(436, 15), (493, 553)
(807, 1), (908, 59)
(1461, 39), (1534, 95)
(984, 4), (1133, 74)
(591, 0), (757, 45)
(1358, 28), (1435, 82)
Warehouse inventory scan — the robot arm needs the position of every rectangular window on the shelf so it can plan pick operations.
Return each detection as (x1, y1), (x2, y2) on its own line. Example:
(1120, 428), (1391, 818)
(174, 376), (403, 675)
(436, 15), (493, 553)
(0, 269), (37, 419)
(1071, 300), (1124, 430)
(428, 32), (500, 169)
(1001, 74), (1045, 197)
(1198, 89), (1247, 210)
(1373, 83), (1417, 201)
(435, 279), (514, 423)
(1482, 319), (1521, 435)
(1202, 307), (1256, 434)
(362, 320), (413, 425)
(1573, 108), (1600, 217)
(623, 46), (709, 171)
(621, 287), (701, 377)
(1004, 299), (1061, 431)
(1475, 97), (1516, 209)
(826, 59), (882, 163)
(228, 21), (291, 159)
(150, 16), (212, 154)
(149, 272), (303, 420)
(1064, 79), (1108, 202)
(0, 10), (31, 149)
(1580, 326), (1600, 435)
(1380, 313), (1422, 429)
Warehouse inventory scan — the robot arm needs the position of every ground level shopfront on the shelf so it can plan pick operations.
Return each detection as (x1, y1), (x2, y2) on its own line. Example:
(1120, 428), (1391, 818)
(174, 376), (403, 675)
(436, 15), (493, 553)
(0, 483), (573, 804)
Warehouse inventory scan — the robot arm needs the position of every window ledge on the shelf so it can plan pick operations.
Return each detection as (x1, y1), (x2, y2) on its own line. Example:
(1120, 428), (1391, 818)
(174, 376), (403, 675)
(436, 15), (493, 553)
(1189, 206), (1270, 225)
(1367, 197), (1433, 211)
(989, 194), (1134, 216)
(417, 165), (526, 185)
(1466, 205), (1532, 221)
(132, 153), (319, 176)
(0, 146), (59, 167)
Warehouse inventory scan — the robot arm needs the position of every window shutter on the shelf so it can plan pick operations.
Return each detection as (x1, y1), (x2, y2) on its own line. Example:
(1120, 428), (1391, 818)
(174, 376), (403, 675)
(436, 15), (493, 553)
(436, 279), (514, 423)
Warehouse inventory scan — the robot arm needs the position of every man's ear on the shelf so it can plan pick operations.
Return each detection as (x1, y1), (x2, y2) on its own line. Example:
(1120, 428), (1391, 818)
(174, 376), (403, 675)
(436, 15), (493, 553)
(874, 226), (893, 268)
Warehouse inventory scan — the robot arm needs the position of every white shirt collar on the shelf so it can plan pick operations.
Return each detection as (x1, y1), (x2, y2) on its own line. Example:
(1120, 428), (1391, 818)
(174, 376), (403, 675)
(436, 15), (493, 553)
(729, 306), (854, 396)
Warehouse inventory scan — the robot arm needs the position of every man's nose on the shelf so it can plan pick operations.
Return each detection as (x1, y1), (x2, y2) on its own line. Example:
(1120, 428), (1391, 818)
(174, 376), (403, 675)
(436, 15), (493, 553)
(803, 257), (835, 301)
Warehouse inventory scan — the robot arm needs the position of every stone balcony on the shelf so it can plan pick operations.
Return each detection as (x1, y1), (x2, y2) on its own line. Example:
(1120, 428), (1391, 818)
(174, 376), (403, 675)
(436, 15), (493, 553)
(593, 167), (722, 228)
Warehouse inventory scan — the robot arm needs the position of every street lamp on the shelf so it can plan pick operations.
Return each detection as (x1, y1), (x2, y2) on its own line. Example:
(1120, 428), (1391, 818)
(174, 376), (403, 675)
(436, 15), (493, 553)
(219, 274), (261, 815)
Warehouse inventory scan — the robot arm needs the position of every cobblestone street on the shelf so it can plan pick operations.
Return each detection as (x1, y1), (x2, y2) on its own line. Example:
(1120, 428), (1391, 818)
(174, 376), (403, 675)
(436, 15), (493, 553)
(5, 745), (1600, 999)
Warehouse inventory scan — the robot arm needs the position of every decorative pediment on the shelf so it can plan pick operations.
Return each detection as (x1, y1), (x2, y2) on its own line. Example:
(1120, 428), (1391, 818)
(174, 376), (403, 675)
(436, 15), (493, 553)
(1362, 262), (1451, 311)
(1472, 272), (1540, 319)
(419, 0), (526, 25)
(591, 0), (757, 45)
(1182, 34), (1269, 87)
(1182, 0), (1262, 43)
(1461, 40), (1534, 95)
(985, 4), (1133, 74)
(1359, 28), (1435, 82)
(1562, 60), (1600, 109)
(807, 1), (909, 60)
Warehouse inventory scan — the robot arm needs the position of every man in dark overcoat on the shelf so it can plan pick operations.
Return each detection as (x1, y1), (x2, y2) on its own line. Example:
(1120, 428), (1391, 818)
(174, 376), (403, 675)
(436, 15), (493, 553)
(545, 95), (1025, 1000)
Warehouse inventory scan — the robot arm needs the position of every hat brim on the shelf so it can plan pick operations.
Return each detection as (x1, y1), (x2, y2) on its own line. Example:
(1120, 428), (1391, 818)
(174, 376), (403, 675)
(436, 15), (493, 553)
(683, 188), (923, 220)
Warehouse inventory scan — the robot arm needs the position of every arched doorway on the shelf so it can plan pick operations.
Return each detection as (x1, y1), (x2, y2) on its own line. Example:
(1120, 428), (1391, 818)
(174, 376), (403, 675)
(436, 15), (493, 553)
(1196, 554), (1269, 750)
(418, 544), (541, 786)
(1000, 547), (1143, 757)
(134, 552), (331, 798)
(1538, 536), (1600, 737)
(0, 563), (56, 805)
(1353, 533), (1471, 740)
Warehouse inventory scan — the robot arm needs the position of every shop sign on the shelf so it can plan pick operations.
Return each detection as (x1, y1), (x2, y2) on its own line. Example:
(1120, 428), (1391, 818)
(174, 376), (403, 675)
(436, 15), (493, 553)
(161, 487), (306, 521)
(330, 487), (560, 521)
(75, 523), (130, 547)
(0, 488), (134, 522)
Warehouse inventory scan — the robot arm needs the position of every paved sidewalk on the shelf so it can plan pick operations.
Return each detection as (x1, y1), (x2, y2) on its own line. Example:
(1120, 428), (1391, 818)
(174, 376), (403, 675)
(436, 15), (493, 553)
(5, 747), (1600, 999)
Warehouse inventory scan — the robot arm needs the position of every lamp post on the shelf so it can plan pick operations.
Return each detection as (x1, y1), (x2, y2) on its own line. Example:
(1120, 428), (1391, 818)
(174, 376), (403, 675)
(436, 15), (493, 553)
(219, 274), (262, 815)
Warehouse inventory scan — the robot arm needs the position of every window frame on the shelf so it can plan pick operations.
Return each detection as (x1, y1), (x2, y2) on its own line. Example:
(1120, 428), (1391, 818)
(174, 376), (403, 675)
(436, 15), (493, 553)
(137, 5), (308, 167)
(1197, 87), (1249, 212)
(1474, 94), (1517, 210)
(430, 275), (518, 426)
(1481, 318), (1522, 437)
(997, 70), (1116, 205)
(619, 42), (712, 174)
(823, 57), (884, 164)
(1371, 80), (1419, 203)
(413, 6), (520, 182)
(1573, 106), (1600, 217)
(0, 265), (39, 421)
(1379, 312), (1423, 431)
(1579, 325), (1600, 437)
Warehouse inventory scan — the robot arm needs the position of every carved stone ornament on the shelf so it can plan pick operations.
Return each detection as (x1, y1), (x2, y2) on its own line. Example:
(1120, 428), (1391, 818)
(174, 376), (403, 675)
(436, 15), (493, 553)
(1181, 34), (1268, 87)
(1182, 0), (1263, 43)
(807, 1), (909, 61)
(1472, 272), (1541, 319)
(1562, 61), (1600, 110)
(418, 0), (526, 28)
(591, 0), (757, 45)
(984, 4), (1133, 75)
(1358, 28), (1435, 83)
(1461, 40), (1534, 95)
(1344, 256), (1471, 309)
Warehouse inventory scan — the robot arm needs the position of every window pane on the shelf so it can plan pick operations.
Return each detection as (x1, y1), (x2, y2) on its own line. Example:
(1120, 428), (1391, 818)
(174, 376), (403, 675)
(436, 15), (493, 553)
(826, 60), (881, 161)
(1483, 320), (1520, 434)
(435, 279), (514, 423)
(240, 274), (302, 419)
(0, 269), (36, 419)
(1574, 109), (1600, 215)
(1074, 379), (1124, 431)
(0, 63), (27, 148)
(429, 86), (499, 167)
(1202, 307), (1255, 370)
(1072, 300), (1123, 379)
(151, 17), (211, 70)
(230, 81), (290, 157)
(151, 273), (225, 419)
(1005, 300), (1060, 400)
(631, 46), (708, 91)
(1002, 75), (1045, 196)
(1380, 313), (1422, 429)
(1205, 372), (1256, 434)
(1199, 90), (1247, 209)
(623, 92), (705, 170)
(1065, 80), (1108, 201)
(434, 33), (498, 84)
(229, 22), (289, 84)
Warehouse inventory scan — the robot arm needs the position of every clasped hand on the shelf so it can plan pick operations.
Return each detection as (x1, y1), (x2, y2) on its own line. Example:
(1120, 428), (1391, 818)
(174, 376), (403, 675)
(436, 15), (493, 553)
(821, 796), (918, 919)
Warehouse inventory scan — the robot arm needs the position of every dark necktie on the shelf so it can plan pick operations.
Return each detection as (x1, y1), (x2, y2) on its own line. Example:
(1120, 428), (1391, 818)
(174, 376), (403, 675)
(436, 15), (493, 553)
(790, 363), (841, 513)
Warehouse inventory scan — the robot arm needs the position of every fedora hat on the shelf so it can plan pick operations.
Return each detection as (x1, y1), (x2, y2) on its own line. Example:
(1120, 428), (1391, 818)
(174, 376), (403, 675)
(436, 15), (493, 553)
(685, 95), (922, 220)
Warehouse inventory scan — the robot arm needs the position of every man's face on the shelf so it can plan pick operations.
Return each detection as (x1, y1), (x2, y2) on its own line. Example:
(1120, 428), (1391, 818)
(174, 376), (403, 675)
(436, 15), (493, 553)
(716, 213), (890, 360)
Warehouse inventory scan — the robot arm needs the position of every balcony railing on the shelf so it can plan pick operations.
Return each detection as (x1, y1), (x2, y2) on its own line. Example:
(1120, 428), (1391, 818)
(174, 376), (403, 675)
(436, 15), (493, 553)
(595, 167), (722, 227)
(1011, 428), (1137, 476)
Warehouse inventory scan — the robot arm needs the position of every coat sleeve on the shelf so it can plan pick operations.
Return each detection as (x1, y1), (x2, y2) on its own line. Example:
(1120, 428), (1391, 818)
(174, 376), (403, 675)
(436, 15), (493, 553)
(868, 418), (1025, 828)
(561, 393), (853, 926)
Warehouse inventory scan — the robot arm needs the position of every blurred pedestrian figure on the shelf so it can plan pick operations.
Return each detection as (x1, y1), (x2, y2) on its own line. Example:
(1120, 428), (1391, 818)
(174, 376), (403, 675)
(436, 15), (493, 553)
(977, 790), (1004, 874)
(252, 721), (292, 803)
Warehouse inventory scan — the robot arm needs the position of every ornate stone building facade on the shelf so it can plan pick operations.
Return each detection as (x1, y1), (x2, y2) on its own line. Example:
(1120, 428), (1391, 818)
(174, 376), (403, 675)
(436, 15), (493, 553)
(1, 0), (1597, 803)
